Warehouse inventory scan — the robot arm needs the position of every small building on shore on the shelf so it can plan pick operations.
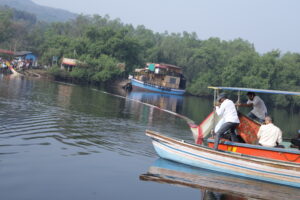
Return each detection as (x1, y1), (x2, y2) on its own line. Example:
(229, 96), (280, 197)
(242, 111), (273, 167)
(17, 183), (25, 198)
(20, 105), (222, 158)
(60, 58), (78, 71)
(0, 49), (38, 67)
(0, 49), (15, 56)
(14, 51), (38, 68)
(14, 51), (37, 61)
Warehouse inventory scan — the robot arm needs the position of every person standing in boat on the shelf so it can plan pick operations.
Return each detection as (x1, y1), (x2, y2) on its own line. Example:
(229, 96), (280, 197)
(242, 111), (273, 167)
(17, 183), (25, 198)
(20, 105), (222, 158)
(237, 92), (267, 123)
(214, 93), (240, 150)
(257, 116), (282, 148)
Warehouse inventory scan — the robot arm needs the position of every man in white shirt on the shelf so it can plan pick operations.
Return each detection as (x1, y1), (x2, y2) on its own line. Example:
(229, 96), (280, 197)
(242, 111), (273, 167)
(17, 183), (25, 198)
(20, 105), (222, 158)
(214, 93), (240, 150)
(257, 116), (282, 147)
(238, 92), (267, 123)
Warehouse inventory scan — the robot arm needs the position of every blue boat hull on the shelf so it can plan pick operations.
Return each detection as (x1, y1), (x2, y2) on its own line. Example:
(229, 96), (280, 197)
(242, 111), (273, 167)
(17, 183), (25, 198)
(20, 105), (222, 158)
(131, 78), (185, 95)
(146, 130), (300, 188)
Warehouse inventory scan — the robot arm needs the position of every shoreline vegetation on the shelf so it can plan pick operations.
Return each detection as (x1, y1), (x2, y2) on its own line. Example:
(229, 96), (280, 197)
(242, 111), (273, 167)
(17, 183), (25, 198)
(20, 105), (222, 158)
(0, 6), (300, 109)
(26, 67), (129, 88)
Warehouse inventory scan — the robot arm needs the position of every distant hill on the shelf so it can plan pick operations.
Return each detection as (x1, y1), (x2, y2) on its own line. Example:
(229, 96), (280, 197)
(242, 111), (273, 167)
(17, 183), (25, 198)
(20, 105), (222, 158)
(0, 0), (77, 22)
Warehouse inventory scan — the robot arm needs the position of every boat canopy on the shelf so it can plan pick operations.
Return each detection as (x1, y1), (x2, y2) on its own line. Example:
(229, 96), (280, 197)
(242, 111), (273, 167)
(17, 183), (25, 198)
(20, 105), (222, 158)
(135, 68), (146, 73)
(208, 86), (300, 96)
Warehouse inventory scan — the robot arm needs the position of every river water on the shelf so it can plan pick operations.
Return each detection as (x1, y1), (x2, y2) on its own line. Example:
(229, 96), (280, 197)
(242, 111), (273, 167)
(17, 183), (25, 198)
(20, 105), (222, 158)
(0, 74), (299, 200)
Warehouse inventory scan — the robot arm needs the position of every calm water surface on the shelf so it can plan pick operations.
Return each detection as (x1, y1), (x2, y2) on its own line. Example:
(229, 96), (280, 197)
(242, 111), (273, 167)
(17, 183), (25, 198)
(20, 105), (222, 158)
(0, 75), (299, 200)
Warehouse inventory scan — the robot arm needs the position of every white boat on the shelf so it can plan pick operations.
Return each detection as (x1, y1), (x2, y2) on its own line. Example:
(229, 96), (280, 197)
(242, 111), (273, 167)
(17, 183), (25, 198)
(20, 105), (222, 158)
(146, 130), (300, 188)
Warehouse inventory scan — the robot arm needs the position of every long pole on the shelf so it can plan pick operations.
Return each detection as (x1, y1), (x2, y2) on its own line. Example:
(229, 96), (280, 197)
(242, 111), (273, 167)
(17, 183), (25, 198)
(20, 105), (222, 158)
(237, 90), (241, 110)
(212, 89), (218, 136)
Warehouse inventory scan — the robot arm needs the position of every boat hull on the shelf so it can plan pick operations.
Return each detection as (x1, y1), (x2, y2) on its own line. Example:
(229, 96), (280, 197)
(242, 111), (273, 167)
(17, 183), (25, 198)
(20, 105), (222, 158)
(131, 78), (185, 95)
(146, 130), (300, 188)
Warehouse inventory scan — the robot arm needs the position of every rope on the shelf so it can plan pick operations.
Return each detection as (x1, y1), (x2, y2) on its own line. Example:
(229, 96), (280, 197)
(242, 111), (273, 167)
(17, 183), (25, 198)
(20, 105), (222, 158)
(282, 152), (300, 162)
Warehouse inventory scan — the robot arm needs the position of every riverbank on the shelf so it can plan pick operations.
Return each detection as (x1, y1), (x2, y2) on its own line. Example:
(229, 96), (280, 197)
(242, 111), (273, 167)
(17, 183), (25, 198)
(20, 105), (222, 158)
(22, 68), (130, 89)
(25, 69), (52, 78)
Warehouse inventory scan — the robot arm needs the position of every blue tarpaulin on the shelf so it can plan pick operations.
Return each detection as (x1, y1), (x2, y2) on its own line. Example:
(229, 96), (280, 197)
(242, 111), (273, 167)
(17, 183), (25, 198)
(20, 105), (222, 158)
(148, 63), (155, 71)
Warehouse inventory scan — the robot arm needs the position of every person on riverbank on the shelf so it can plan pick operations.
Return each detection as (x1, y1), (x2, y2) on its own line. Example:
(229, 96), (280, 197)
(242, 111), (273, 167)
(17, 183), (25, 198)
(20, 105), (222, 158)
(257, 116), (282, 148)
(214, 93), (240, 150)
(237, 92), (267, 123)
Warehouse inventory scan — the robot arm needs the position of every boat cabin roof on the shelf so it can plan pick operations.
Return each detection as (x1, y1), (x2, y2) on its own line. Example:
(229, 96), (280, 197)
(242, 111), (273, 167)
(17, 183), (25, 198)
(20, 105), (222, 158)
(155, 63), (181, 69)
(208, 86), (300, 96)
(62, 58), (78, 66)
(134, 68), (146, 72)
(147, 63), (183, 73)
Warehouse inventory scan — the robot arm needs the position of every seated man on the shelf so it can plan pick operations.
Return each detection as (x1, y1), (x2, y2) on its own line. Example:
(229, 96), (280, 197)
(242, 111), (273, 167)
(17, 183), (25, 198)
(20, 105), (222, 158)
(257, 116), (282, 148)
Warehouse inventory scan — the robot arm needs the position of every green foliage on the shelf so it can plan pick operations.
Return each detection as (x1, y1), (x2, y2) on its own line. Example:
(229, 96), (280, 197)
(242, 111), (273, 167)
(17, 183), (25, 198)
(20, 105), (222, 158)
(78, 54), (122, 82)
(0, 7), (13, 44)
(69, 67), (88, 80)
(1, 8), (300, 108)
(47, 65), (69, 79)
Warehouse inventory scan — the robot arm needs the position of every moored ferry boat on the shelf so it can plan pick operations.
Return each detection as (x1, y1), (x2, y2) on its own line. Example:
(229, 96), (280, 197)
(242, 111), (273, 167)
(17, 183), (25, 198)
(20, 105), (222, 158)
(130, 63), (186, 95)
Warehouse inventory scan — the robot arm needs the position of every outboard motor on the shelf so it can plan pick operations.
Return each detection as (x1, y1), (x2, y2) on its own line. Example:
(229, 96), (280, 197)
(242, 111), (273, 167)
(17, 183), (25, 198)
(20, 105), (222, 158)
(291, 130), (300, 150)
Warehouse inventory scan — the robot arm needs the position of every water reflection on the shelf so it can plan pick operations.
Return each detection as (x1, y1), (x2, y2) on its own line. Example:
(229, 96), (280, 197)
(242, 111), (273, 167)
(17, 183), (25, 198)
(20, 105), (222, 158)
(0, 77), (191, 158)
(123, 91), (192, 141)
(140, 159), (300, 200)
(57, 84), (73, 107)
(107, 86), (300, 140)
(2, 75), (300, 200)
(126, 91), (183, 113)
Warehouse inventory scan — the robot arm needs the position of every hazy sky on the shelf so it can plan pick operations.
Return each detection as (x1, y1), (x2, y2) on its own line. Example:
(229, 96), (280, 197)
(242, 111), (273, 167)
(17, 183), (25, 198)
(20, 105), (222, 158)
(32, 0), (300, 54)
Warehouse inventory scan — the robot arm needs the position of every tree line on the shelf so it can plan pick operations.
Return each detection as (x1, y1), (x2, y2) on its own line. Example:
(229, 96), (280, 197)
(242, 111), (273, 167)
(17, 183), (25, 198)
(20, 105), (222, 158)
(0, 7), (300, 108)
